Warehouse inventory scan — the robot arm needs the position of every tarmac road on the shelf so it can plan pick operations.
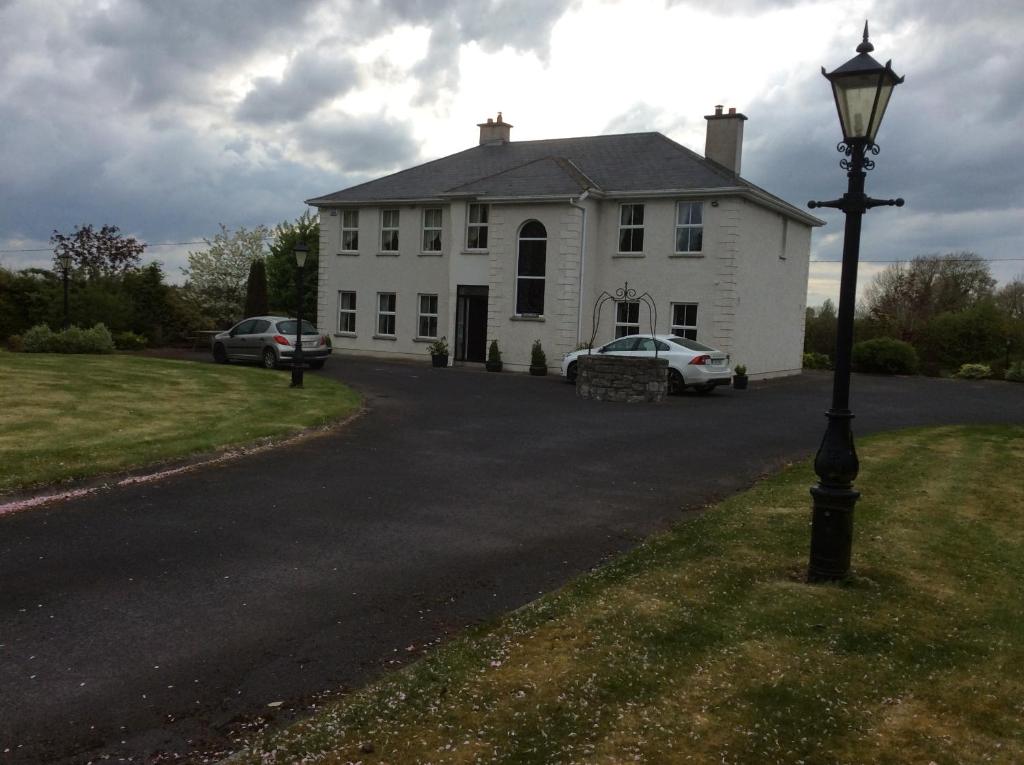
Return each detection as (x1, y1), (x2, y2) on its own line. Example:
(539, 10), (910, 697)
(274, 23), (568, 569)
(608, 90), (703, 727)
(2, 355), (1022, 763)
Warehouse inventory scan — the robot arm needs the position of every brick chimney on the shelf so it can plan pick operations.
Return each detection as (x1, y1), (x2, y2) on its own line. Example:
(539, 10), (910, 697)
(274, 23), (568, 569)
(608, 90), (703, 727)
(704, 105), (747, 175)
(477, 112), (512, 145)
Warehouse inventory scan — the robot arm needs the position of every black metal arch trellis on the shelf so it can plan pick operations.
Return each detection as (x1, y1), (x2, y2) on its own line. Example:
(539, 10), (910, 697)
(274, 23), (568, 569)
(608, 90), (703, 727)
(588, 282), (658, 357)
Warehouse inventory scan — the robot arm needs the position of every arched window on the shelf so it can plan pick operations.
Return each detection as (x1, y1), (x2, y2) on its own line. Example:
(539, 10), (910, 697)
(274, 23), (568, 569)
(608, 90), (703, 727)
(516, 220), (546, 315)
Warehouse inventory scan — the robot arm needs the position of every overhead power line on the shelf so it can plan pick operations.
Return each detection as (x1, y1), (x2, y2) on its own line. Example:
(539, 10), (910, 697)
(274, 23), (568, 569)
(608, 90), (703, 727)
(0, 238), (275, 254)
(812, 257), (1024, 264)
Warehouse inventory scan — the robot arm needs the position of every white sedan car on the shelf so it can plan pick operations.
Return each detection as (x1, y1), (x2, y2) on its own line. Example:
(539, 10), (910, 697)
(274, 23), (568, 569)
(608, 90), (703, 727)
(561, 334), (733, 394)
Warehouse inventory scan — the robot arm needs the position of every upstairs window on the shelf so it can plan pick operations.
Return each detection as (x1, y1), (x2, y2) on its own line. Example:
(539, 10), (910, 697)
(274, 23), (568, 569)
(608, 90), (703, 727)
(671, 303), (698, 340)
(618, 204), (645, 253)
(381, 209), (399, 252)
(467, 203), (489, 249)
(515, 220), (546, 315)
(422, 208), (442, 252)
(615, 301), (640, 338)
(341, 210), (359, 252)
(675, 202), (703, 254)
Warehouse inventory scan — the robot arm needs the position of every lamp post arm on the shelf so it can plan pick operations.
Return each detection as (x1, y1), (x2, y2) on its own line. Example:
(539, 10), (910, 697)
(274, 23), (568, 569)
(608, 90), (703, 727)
(865, 197), (905, 209)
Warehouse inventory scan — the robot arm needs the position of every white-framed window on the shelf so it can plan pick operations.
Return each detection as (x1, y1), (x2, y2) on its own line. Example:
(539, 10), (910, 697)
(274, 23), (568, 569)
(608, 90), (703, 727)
(615, 301), (640, 338)
(341, 210), (359, 252)
(377, 292), (396, 335)
(515, 220), (546, 315)
(338, 291), (356, 333)
(422, 208), (442, 252)
(418, 294), (439, 338)
(618, 203), (645, 253)
(671, 303), (698, 340)
(675, 202), (703, 254)
(467, 203), (489, 249)
(381, 209), (399, 252)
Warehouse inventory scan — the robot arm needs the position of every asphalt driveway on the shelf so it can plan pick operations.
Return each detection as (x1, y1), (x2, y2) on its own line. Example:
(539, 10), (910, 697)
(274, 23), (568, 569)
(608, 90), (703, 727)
(2, 356), (1023, 763)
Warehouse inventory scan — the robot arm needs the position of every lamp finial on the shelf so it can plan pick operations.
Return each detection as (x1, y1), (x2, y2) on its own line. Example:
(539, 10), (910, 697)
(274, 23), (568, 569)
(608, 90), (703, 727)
(857, 20), (874, 53)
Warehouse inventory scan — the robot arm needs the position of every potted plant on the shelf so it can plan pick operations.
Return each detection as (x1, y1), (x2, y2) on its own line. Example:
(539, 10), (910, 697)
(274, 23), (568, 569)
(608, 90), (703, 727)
(529, 339), (548, 376)
(733, 363), (748, 390)
(427, 336), (449, 368)
(486, 339), (502, 372)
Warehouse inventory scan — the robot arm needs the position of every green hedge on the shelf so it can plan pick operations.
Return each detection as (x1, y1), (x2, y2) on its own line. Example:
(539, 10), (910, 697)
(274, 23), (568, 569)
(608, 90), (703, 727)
(803, 351), (831, 370)
(22, 323), (115, 353)
(852, 337), (919, 375)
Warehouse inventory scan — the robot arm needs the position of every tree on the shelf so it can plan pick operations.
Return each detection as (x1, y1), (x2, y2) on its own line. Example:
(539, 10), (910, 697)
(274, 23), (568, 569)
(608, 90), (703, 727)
(861, 253), (995, 343)
(267, 211), (319, 318)
(244, 258), (269, 317)
(182, 224), (269, 325)
(50, 224), (145, 279)
(996, 277), (1024, 323)
(803, 298), (837, 358)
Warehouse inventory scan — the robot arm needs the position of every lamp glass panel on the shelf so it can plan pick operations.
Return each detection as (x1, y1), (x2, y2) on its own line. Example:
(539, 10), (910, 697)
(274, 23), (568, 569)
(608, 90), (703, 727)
(294, 249), (308, 267)
(867, 79), (895, 140)
(831, 73), (882, 140)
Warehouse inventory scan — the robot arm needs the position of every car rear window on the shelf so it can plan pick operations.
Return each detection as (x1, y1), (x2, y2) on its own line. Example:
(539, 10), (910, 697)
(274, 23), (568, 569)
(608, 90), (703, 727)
(277, 320), (319, 335)
(669, 337), (716, 352)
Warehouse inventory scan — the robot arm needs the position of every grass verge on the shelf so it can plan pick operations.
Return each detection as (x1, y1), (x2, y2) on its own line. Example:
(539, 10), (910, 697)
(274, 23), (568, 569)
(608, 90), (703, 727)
(0, 352), (361, 494)
(234, 425), (1024, 764)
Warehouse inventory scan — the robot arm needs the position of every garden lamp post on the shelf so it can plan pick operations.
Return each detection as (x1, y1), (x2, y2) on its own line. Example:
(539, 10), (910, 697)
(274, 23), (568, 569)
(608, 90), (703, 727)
(290, 242), (309, 389)
(806, 22), (904, 582)
(57, 252), (72, 330)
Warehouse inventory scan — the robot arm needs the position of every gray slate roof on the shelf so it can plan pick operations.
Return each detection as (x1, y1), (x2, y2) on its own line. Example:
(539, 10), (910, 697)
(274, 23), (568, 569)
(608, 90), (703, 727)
(305, 131), (820, 224)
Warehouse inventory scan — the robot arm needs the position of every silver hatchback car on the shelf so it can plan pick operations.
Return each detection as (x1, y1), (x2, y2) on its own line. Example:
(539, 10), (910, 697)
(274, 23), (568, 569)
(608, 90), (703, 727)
(211, 316), (331, 370)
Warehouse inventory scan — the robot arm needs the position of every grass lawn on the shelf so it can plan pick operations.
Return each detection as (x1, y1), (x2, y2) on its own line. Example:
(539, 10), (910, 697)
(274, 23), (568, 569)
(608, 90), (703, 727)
(235, 425), (1024, 765)
(0, 352), (360, 494)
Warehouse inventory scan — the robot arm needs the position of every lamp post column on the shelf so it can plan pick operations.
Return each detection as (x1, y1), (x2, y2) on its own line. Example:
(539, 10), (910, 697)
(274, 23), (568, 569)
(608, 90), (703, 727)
(62, 267), (70, 330)
(291, 260), (305, 388)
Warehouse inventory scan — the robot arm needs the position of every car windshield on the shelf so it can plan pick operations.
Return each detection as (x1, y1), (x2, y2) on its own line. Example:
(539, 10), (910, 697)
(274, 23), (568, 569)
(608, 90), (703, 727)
(669, 337), (717, 352)
(277, 320), (319, 335)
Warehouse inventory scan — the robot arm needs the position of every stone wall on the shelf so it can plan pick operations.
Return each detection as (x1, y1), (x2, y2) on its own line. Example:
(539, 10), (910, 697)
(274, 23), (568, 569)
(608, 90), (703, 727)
(576, 355), (668, 403)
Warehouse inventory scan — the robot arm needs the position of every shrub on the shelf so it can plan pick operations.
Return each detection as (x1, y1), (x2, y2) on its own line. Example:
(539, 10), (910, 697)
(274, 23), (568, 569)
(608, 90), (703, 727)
(955, 363), (992, 379)
(426, 336), (448, 356)
(1005, 361), (1024, 383)
(6, 334), (23, 352)
(22, 323), (114, 353)
(803, 351), (831, 369)
(530, 339), (547, 367)
(852, 337), (918, 375)
(734, 364), (747, 376)
(487, 339), (502, 363)
(114, 330), (148, 351)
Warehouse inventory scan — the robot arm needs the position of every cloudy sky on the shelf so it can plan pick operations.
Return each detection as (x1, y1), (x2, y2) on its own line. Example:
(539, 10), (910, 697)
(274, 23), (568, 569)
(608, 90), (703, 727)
(1, 0), (1021, 305)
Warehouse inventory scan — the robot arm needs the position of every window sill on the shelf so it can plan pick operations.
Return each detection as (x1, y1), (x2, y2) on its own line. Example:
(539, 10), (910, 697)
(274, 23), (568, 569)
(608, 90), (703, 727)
(669, 253), (705, 259)
(412, 337), (439, 343)
(461, 248), (489, 255)
(333, 331), (357, 338)
(373, 334), (397, 341)
(418, 251), (444, 257)
(337, 251), (359, 257)
(376, 251), (400, 257)
(510, 315), (545, 322)
(613, 253), (645, 258)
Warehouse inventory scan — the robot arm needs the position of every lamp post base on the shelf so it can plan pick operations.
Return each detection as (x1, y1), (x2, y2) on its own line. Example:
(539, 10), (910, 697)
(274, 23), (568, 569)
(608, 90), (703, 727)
(807, 484), (859, 582)
(290, 363), (304, 388)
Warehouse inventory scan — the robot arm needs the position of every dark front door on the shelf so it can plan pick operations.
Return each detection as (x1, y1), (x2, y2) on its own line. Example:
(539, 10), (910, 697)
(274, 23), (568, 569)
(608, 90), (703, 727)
(455, 285), (488, 362)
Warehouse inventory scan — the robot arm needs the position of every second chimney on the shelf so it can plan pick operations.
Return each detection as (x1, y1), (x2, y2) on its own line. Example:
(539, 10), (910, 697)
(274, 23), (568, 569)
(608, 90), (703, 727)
(477, 112), (513, 145)
(704, 105), (747, 175)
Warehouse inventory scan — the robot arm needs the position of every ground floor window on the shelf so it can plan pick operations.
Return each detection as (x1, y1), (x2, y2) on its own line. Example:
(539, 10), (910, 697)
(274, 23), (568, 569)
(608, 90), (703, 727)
(377, 292), (396, 336)
(671, 303), (698, 340)
(615, 301), (640, 338)
(338, 291), (356, 333)
(418, 294), (438, 338)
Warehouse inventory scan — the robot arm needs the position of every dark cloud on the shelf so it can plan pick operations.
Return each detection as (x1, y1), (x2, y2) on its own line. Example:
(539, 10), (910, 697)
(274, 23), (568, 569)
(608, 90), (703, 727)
(297, 114), (420, 173)
(237, 45), (360, 124)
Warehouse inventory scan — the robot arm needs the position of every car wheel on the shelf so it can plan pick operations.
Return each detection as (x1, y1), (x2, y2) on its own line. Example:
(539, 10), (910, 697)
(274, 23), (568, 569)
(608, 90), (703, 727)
(262, 348), (278, 370)
(309, 360), (325, 370)
(566, 361), (577, 383)
(667, 369), (685, 395)
(213, 343), (228, 364)
(694, 384), (715, 395)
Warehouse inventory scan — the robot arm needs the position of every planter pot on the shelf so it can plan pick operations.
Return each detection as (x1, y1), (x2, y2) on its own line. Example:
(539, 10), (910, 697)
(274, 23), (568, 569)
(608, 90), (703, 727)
(732, 374), (748, 390)
(529, 364), (547, 376)
(486, 360), (502, 373)
(431, 353), (448, 368)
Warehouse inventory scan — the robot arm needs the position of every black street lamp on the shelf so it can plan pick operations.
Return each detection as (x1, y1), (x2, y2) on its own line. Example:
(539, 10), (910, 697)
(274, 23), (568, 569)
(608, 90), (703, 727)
(57, 252), (72, 330)
(806, 22), (904, 582)
(290, 242), (309, 389)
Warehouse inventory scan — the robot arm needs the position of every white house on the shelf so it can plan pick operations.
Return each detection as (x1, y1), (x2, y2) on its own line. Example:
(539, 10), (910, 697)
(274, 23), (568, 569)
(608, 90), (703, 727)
(306, 108), (823, 377)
